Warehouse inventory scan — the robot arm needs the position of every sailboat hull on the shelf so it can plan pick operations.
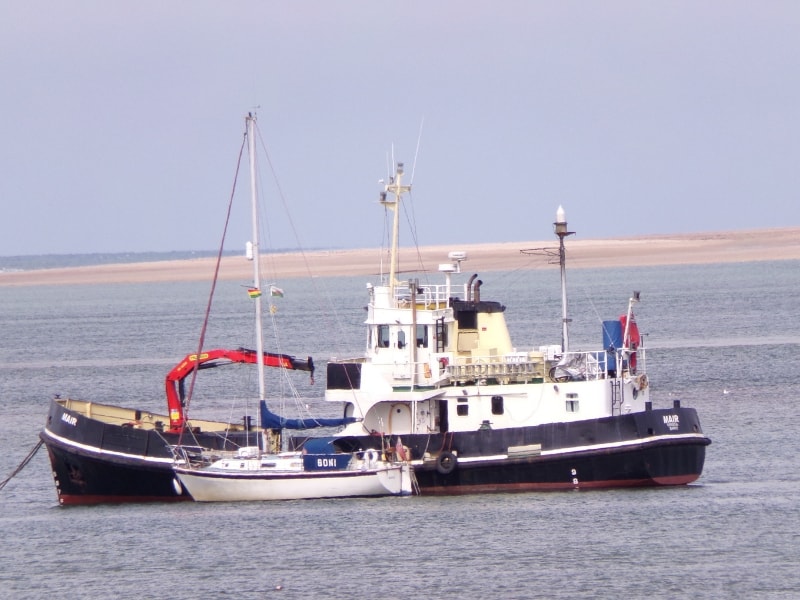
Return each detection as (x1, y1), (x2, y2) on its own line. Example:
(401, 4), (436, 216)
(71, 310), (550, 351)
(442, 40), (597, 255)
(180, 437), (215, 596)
(175, 463), (412, 502)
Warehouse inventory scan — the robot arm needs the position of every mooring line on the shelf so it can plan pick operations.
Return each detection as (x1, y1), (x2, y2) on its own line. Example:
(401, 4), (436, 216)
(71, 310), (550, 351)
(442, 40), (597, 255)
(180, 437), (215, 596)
(0, 439), (44, 492)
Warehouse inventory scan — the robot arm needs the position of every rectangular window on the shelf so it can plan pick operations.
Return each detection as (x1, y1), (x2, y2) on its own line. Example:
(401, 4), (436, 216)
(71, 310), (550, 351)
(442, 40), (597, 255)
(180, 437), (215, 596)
(377, 325), (390, 348)
(416, 324), (428, 348)
(456, 404), (469, 416)
(491, 395), (504, 415)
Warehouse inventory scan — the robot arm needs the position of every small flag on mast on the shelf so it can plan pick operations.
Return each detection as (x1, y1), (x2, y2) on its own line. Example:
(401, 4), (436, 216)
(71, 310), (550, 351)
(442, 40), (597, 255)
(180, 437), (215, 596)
(270, 285), (284, 297)
(247, 287), (262, 299)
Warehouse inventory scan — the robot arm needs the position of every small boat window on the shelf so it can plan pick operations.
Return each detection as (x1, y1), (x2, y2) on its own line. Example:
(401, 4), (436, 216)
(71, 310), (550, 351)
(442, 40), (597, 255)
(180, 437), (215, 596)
(491, 395), (504, 415)
(397, 329), (406, 349)
(566, 400), (579, 412)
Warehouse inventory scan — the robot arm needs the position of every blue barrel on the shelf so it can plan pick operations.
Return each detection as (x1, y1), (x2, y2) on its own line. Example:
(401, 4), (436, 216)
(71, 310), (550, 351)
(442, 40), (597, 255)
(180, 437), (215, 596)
(602, 319), (622, 372)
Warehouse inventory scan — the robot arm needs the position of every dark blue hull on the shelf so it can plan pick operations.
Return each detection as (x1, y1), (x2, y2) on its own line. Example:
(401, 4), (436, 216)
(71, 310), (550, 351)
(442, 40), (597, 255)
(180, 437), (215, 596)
(310, 404), (710, 492)
(41, 399), (258, 505)
(42, 398), (709, 505)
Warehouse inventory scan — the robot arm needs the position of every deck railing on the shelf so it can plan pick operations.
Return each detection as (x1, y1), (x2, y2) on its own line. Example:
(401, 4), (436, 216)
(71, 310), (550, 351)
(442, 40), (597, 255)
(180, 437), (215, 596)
(393, 284), (452, 309)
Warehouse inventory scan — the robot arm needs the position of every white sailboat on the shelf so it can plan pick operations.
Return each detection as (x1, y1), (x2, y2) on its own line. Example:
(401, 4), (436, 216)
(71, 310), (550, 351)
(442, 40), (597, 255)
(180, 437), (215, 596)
(173, 113), (412, 502)
(174, 446), (411, 502)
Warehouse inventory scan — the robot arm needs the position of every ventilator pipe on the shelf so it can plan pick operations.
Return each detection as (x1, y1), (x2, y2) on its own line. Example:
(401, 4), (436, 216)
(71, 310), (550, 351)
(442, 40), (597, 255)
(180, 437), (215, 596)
(474, 279), (483, 302)
(466, 273), (478, 301)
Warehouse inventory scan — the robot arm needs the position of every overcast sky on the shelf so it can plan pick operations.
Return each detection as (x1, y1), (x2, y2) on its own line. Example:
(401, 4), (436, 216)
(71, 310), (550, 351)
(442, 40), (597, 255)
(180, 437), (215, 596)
(2, 2), (798, 256)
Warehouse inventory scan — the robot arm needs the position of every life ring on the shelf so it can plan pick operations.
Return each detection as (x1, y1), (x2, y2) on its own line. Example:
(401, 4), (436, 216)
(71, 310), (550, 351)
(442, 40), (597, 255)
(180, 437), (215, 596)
(365, 449), (379, 467)
(436, 451), (457, 475)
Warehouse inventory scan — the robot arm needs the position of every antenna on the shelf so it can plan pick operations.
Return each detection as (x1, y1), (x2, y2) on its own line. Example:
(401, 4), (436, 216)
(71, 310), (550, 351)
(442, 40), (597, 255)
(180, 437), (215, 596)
(410, 116), (424, 184)
(380, 162), (411, 295)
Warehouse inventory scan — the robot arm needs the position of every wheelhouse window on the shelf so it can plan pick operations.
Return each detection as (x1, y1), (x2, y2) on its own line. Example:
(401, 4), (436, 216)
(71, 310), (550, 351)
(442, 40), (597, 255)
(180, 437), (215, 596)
(377, 325), (390, 348)
(416, 324), (428, 348)
(397, 329), (406, 349)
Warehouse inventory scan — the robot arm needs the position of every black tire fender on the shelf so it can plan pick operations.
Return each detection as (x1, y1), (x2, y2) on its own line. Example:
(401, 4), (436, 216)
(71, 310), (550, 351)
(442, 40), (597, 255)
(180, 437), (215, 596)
(436, 451), (457, 475)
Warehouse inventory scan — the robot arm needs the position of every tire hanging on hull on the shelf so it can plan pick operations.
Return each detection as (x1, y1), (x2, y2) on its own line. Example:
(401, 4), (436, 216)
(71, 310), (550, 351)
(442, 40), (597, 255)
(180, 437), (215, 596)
(436, 451), (457, 475)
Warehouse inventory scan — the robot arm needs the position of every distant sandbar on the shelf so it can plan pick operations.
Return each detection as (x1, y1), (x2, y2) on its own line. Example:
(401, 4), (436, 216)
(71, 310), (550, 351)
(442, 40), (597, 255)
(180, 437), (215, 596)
(1, 228), (798, 287)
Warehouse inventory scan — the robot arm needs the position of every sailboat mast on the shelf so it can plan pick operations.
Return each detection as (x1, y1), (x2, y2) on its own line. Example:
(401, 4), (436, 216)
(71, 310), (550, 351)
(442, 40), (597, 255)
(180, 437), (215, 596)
(380, 162), (411, 297)
(247, 113), (267, 401)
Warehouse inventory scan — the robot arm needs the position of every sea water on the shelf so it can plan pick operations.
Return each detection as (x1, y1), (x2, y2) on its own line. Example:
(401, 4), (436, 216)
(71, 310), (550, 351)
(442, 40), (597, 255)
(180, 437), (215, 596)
(1, 259), (799, 599)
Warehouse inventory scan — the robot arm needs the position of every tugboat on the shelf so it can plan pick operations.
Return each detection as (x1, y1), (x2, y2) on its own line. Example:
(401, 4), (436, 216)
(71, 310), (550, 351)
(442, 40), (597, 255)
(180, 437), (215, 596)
(302, 162), (710, 492)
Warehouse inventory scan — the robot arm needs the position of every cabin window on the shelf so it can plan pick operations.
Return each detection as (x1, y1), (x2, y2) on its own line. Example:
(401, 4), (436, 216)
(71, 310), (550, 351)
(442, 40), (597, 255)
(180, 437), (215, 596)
(566, 400), (579, 412)
(491, 395), (504, 415)
(378, 325), (390, 348)
(456, 397), (469, 417)
(397, 329), (406, 349)
(416, 324), (428, 348)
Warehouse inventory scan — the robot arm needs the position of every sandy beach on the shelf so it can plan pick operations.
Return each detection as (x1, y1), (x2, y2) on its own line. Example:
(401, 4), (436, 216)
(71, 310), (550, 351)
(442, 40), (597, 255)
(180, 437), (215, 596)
(1, 227), (798, 287)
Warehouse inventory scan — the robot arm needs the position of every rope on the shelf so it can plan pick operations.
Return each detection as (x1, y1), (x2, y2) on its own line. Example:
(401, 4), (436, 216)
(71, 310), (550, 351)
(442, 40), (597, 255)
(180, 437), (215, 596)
(179, 129), (246, 447)
(0, 439), (43, 492)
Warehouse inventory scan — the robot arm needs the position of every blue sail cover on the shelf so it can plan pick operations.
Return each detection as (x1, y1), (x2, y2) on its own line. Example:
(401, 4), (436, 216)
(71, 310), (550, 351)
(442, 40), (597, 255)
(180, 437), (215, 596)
(259, 400), (356, 430)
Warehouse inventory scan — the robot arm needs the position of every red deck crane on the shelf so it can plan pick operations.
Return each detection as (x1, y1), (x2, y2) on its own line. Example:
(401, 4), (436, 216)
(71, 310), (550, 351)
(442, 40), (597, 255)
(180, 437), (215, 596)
(164, 347), (314, 432)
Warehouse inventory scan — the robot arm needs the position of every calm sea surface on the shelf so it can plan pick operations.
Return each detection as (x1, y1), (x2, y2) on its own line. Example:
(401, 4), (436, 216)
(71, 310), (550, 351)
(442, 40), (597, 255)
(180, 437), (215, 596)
(1, 258), (799, 599)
